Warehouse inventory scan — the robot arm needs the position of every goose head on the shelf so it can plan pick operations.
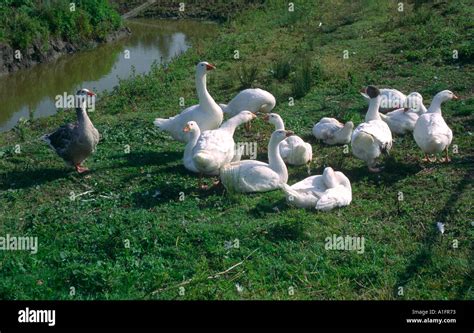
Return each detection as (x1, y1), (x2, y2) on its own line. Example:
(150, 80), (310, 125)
(263, 113), (284, 127)
(183, 121), (199, 134)
(433, 90), (458, 103)
(345, 121), (354, 130)
(75, 88), (96, 109)
(236, 110), (257, 124)
(196, 61), (216, 76)
(361, 85), (380, 99)
(404, 92), (425, 112)
(76, 88), (96, 97)
(271, 129), (294, 144)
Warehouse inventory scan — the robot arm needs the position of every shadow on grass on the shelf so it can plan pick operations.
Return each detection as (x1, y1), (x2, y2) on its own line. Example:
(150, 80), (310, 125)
(265, 220), (306, 242)
(108, 150), (182, 168)
(0, 167), (73, 190)
(393, 171), (472, 298)
(345, 156), (422, 186)
(247, 197), (290, 219)
(130, 173), (225, 209)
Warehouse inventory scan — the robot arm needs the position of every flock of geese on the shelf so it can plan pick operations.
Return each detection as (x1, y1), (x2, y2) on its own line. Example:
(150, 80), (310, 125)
(41, 61), (458, 211)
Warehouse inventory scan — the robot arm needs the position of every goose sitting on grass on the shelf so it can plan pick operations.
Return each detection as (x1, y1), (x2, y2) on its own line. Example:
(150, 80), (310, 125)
(264, 113), (312, 166)
(42, 88), (99, 173)
(413, 90), (457, 162)
(220, 88), (276, 117)
(184, 111), (256, 178)
(280, 167), (352, 211)
(351, 86), (393, 172)
(379, 92), (427, 135)
(220, 88), (276, 130)
(220, 129), (293, 193)
(312, 118), (354, 145)
(360, 87), (406, 112)
(154, 61), (222, 142)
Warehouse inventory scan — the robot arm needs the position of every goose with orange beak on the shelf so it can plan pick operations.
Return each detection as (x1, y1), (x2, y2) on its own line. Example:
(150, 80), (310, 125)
(413, 90), (458, 162)
(154, 61), (222, 142)
(42, 88), (99, 173)
(263, 113), (312, 168)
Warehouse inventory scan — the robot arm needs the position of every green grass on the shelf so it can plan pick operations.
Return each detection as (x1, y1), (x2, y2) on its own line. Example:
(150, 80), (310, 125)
(0, 0), (121, 50)
(0, 0), (473, 300)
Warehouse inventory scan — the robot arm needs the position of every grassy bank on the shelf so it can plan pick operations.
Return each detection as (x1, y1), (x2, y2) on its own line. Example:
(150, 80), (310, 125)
(0, 0), (473, 300)
(0, 0), (121, 49)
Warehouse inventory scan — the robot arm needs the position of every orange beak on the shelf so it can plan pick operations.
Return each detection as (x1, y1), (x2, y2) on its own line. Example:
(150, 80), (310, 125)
(359, 87), (367, 94)
(263, 114), (270, 121)
(286, 130), (294, 137)
(251, 113), (257, 119)
(453, 94), (459, 100)
(87, 91), (96, 96)
(183, 125), (190, 132)
(206, 63), (216, 70)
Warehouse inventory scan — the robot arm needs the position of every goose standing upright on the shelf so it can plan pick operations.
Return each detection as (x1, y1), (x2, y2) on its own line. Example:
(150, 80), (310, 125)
(42, 88), (99, 173)
(154, 62), (223, 142)
(264, 113), (312, 166)
(379, 92), (428, 135)
(351, 86), (393, 172)
(312, 118), (354, 145)
(360, 88), (406, 112)
(219, 88), (276, 117)
(280, 167), (352, 210)
(413, 90), (457, 162)
(190, 111), (256, 176)
(220, 130), (293, 193)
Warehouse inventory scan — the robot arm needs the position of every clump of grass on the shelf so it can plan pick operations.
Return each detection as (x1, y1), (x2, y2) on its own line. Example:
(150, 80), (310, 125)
(271, 58), (292, 81)
(291, 56), (313, 99)
(235, 62), (259, 89)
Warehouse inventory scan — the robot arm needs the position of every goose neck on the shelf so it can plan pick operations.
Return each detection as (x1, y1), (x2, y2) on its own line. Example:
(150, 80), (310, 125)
(268, 138), (288, 183)
(366, 96), (382, 121)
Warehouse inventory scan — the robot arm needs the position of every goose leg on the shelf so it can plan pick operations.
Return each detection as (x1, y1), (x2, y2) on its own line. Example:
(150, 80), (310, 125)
(440, 148), (451, 163)
(306, 161), (311, 175)
(422, 154), (429, 162)
(198, 173), (209, 190)
(427, 155), (437, 163)
(368, 166), (382, 173)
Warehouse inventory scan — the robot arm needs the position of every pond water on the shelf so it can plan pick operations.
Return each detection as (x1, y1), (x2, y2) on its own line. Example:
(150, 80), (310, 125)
(0, 19), (217, 132)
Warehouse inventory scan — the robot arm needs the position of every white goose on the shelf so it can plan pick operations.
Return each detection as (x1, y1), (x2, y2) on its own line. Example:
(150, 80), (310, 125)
(360, 88), (406, 112)
(413, 90), (457, 162)
(42, 88), (99, 173)
(351, 86), (393, 172)
(219, 88), (276, 117)
(220, 129), (293, 193)
(189, 111), (256, 176)
(312, 118), (354, 145)
(154, 62), (223, 142)
(280, 167), (352, 210)
(182, 121), (201, 173)
(379, 92), (428, 135)
(264, 113), (312, 166)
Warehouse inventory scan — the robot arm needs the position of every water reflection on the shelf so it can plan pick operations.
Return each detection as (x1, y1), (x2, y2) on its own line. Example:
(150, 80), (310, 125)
(0, 19), (217, 132)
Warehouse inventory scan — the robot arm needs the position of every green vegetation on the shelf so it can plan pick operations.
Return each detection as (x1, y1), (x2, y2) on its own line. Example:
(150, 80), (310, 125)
(0, 0), (121, 50)
(0, 0), (473, 300)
